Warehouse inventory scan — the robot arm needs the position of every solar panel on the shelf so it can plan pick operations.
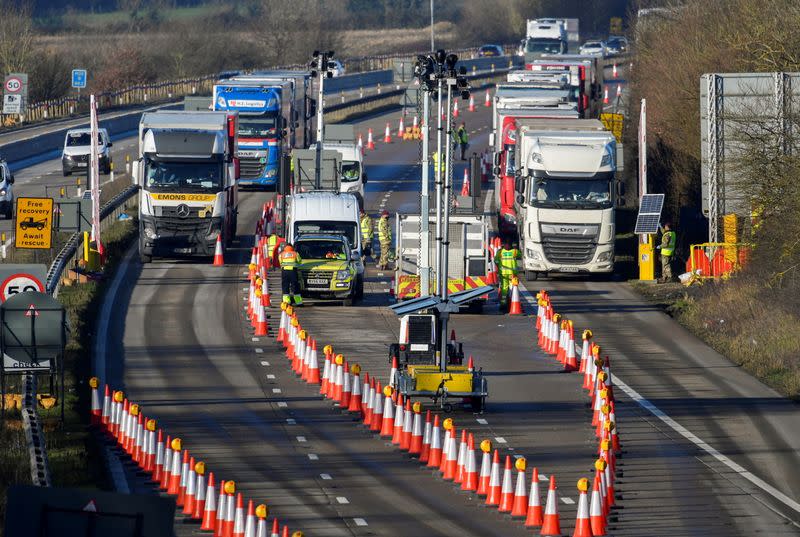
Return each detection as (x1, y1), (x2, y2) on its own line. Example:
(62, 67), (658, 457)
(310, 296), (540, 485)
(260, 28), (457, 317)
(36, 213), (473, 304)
(634, 193), (665, 235)
(450, 286), (496, 305)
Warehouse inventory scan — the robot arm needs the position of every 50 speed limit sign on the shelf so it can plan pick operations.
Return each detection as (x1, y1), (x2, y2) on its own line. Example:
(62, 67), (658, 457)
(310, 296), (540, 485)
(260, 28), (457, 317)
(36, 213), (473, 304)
(1, 273), (45, 302)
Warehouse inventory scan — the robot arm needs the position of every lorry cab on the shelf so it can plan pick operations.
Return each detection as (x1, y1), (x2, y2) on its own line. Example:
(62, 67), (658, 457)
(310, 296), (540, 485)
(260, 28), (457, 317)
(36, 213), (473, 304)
(324, 142), (365, 202)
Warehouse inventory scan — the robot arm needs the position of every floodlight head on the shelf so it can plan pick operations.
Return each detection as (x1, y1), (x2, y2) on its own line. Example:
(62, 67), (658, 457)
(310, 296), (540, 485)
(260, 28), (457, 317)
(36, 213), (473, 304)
(445, 54), (458, 69)
(459, 66), (467, 75)
(461, 90), (470, 100)
(328, 50), (335, 58)
(436, 49), (447, 64)
(313, 50), (320, 57)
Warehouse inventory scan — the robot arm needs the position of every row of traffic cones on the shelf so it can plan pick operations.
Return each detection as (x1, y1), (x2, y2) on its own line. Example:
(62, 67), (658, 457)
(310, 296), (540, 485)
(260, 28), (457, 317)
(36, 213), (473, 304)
(89, 377), (302, 537)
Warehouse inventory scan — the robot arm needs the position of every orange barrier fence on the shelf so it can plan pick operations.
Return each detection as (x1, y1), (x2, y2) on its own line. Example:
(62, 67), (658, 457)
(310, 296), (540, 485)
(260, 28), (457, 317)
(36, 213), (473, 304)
(687, 242), (750, 279)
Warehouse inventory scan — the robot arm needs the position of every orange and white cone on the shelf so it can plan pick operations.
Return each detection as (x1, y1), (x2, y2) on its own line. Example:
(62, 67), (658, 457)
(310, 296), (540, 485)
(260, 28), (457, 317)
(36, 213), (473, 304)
(367, 128), (376, 150)
(159, 435), (172, 490)
(341, 361), (352, 409)
(454, 429), (467, 483)
(90, 377), (102, 425)
(332, 354), (344, 402)
(177, 449), (190, 507)
(443, 426), (458, 480)
(419, 410), (432, 462)
(439, 427), (451, 474)
(269, 518), (280, 537)
(243, 500), (256, 537)
(307, 340), (320, 384)
(603, 86), (609, 104)
(183, 456), (198, 516)
(498, 455), (514, 512)
(380, 386), (395, 437)
(485, 449), (502, 506)
(213, 481), (227, 537)
(362, 374), (373, 423)
(348, 364), (362, 413)
(460, 168), (470, 196)
(213, 235), (224, 266)
(453, 100), (459, 118)
(540, 475), (561, 536)
(254, 505), (269, 537)
(590, 471), (607, 536)
(525, 467), (543, 527)
(409, 402), (423, 454)
(100, 384), (111, 430)
(388, 356), (398, 388)
(144, 419), (157, 473)
(357, 133), (364, 154)
(392, 394), (405, 445)
(320, 345), (331, 395)
(564, 323), (578, 372)
(508, 276), (523, 315)
(152, 429), (165, 482)
(254, 302), (268, 337)
(484, 88), (491, 107)
(222, 487), (236, 537)
(612, 63), (618, 78)
(397, 116), (405, 137)
(477, 439), (492, 495)
(461, 433), (478, 492)
(232, 493), (245, 537)
(426, 415), (442, 468)
(191, 463), (207, 521)
(384, 123), (392, 143)
(510, 458), (529, 517)
(400, 398), (413, 451)
(370, 381), (383, 432)
(469, 94), (475, 112)
(573, 478), (592, 537)
(200, 472), (217, 531)
(616, 84), (622, 99)
(167, 439), (183, 497)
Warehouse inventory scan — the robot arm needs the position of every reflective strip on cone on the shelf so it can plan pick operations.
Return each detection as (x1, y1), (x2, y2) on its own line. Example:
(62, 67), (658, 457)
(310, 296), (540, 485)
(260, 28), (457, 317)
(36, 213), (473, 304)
(540, 475), (561, 536)
(485, 450), (501, 506)
(201, 473), (217, 530)
(510, 467), (529, 517)
(426, 415), (442, 468)
(498, 455), (514, 512)
(525, 467), (543, 527)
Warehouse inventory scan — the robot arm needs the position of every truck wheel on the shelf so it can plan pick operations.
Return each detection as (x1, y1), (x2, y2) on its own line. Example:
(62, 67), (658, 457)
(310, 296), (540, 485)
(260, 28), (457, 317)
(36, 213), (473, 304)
(525, 270), (538, 281)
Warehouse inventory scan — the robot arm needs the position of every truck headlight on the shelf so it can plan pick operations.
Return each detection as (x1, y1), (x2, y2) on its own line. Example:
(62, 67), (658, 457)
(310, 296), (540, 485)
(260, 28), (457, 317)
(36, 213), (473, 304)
(530, 152), (543, 165)
(144, 226), (158, 239)
(601, 153), (612, 166)
(265, 168), (277, 177)
(336, 270), (351, 280)
(0, 189), (7, 197)
(526, 249), (542, 261)
(596, 251), (613, 262)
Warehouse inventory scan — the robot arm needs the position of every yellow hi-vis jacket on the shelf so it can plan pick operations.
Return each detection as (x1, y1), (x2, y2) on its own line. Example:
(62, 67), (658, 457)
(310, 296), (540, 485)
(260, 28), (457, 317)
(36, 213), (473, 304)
(494, 248), (520, 275)
(661, 231), (676, 257)
(378, 216), (391, 243)
(279, 250), (302, 269)
(360, 214), (374, 241)
(432, 151), (441, 175)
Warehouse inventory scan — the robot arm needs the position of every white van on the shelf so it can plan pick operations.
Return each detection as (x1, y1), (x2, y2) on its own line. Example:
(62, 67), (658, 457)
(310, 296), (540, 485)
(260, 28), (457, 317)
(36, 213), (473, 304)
(286, 191), (365, 278)
(62, 128), (113, 176)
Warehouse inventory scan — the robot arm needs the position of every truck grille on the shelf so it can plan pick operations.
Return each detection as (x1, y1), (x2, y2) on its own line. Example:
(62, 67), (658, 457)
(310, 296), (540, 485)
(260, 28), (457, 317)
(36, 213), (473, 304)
(240, 157), (266, 180)
(155, 217), (212, 235)
(408, 316), (433, 345)
(540, 223), (598, 265)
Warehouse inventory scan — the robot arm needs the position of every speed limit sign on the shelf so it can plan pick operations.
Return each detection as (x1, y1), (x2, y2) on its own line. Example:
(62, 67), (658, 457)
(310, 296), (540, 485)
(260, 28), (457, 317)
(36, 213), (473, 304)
(1, 273), (45, 302)
(4, 77), (22, 93)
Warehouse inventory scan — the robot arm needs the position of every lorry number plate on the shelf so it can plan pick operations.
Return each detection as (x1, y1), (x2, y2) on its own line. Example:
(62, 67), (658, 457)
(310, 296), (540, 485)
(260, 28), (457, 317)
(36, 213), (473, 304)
(410, 344), (428, 352)
(307, 279), (329, 285)
(560, 266), (580, 272)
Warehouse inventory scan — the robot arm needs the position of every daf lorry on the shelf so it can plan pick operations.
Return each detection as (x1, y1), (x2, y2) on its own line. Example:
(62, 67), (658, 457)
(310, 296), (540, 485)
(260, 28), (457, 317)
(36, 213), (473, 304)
(134, 111), (239, 263)
(512, 119), (620, 278)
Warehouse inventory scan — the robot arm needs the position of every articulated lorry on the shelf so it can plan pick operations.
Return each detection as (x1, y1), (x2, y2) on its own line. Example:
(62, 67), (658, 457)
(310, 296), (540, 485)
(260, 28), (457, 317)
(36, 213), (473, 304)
(512, 118), (621, 278)
(134, 111), (239, 263)
(213, 71), (313, 187)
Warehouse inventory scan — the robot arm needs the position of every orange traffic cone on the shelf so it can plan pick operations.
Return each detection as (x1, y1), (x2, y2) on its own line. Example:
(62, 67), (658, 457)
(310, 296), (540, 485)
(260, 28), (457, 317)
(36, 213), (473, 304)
(254, 505), (268, 537)
(152, 429), (165, 482)
(397, 116), (405, 137)
(392, 396), (405, 445)
(183, 456), (198, 515)
(453, 100), (459, 118)
(484, 88), (491, 107)
(508, 277), (523, 315)
(400, 399), (413, 451)
(232, 493), (245, 537)
(468, 94), (475, 112)
(192, 463), (207, 520)
(525, 467), (543, 527)
(270, 519), (280, 537)
(461, 433), (478, 492)
(511, 458), (529, 517)
(612, 63), (618, 78)
(573, 478), (592, 537)
(341, 361), (352, 409)
(348, 364), (362, 413)
(564, 323), (578, 372)
(603, 86), (609, 104)
(384, 123), (392, 143)
(167, 439), (182, 496)
(369, 381), (383, 432)
(485, 449), (502, 506)
(409, 402), (423, 454)
(460, 168), (470, 196)
(159, 435), (172, 490)
(307, 340), (320, 384)
(477, 439), (492, 496)
(454, 429), (467, 483)
(100, 384), (111, 429)
(213, 235), (224, 266)
(362, 374), (373, 423)
(443, 426), (458, 480)
(498, 455), (514, 512)
(254, 301), (268, 336)
(616, 84), (622, 99)
(90, 377), (101, 425)
(540, 475), (561, 536)
(357, 133), (364, 154)
(380, 386), (396, 437)
(214, 481), (227, 537)
(388, 356), (398, 387)
(419, 409), (432, 462)
(590, 471), (606, 536)
(243, 500), (255, 537)
(177, 450), (190, 507)
(426, 415), (442, 468)
(200, 472), (217, 530)
(367, 128), (376, 150)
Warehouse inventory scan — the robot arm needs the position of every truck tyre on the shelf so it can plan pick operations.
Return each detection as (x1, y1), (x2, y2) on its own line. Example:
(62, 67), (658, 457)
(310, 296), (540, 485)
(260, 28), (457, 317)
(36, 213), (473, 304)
(525, 270), (538, 281)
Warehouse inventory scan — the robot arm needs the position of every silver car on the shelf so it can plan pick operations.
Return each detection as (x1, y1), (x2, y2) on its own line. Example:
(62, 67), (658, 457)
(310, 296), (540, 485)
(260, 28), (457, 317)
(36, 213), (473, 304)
(579, 40), (607, 57)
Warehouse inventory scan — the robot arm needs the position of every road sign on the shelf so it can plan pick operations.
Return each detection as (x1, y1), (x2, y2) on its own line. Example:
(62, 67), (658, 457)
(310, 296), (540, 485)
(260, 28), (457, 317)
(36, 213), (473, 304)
(71, 69), (87, 89)
(15, 197), (54, 249)
(2, 94), (22, 114)
(4, 73), (28, 99)
(1, 273), (45, 303)
(600, 112), (624, 143)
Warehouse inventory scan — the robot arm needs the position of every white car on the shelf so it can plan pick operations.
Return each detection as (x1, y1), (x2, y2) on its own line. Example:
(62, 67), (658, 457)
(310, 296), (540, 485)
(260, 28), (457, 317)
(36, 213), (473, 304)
(62, 127), (113, 176)
(579, 40), (607, 57)
(0, 160), (14, 219)
(327, 60), (346, 77)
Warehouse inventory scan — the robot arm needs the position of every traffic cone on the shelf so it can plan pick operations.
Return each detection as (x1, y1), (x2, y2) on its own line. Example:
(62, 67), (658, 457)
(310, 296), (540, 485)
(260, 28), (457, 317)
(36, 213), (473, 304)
(616, 84), (622, 99)
(260, 273), (271, 308)
(177, 449), (190, 506)
(254, 302), (268, 337)
(369, 381), (383, 432)
(453, 99), (459, 118)
(573, 479), (591, 537)
(213, 235), (224, 266)
(254, 505), (268, 537)
(469, 94), (475, 112)
(320, 345), (331, 395)
(508, 277), (522, 315)
(270, 519), (280, 537)
(484, 88), (491, 107)
(152, 429), (165, 483)
(564, 324), (578, 372)
(612, 63), (618, 78)
(603, 86), (609, 104)
(388, 356), (398, 387)
(340, 361), (352, 408)
(580, 329), (592, 377)
(397, 116), (405, 137)
(511, 458), (529, 517)
(244, 501), (256, 537)
(426, 415), (442, 468)
(384, 123), (392, 143)
(100, 384), (111, 429)
(362, 374), (373, 423)
(192, 463), (207, 520)
(332, 354), (344, 402)
(357, 133), (364, 154)
(443, 427), (459, 480)
(159, 435), (172, 490)
(232, 494), (245, 537)
(392, 394), (405, 445)
(540, 476), (561, 536)
(167, 440), (182, 496)
(400, 398), (413, 450)
(201, 473), (217, 531)
(380, 386), (395, 437)
(498, 455), (514, 512)
(348, 364), (362, 413)
(590, 471), (606, 536)
(307, 340), (320, 384)
(485, 450), (501, 506)
(277, 306), (287, 344)
(409, 403), (423, 454)
(182, 456), (197, 515)
(461, 433), (478, 492)
(454, 429), (467, 483)
(367, 128), (376, 150)
(89, 377), (101, 425)
(525, 467), (543, 527)
(439, 427), (451, 474)
(460, 168), (470, 196)
(419, 410), (432, 462)
(223, 489), (236, 537)
(477, 440), (492, 495)
(214, 481), (227, 537)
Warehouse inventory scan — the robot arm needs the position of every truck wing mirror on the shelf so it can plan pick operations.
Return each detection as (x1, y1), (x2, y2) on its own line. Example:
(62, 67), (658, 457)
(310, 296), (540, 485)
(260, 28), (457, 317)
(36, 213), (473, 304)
(132, 159), (141, 187)
(616, 181), (626, 197)
(488, 132), (495, 147)
(362, 172), (368, 184)
(516, 194), (525, 205)
(8, 175), (14, 184)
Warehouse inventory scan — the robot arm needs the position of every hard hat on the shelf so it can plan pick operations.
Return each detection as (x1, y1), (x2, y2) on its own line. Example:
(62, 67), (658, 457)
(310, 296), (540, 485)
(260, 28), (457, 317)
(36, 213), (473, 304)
(381, 210), (389, 217)
(284, 244), (294, 252)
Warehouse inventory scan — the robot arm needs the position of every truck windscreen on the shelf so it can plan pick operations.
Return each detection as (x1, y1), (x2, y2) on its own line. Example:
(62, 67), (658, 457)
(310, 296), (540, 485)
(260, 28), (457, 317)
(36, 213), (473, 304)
(530, 177), (611, 208)
(526, 40), (563, 54)
(295, 221), (357, 247)
(144, 159), (223, 192)
(239, 115), (278, 138)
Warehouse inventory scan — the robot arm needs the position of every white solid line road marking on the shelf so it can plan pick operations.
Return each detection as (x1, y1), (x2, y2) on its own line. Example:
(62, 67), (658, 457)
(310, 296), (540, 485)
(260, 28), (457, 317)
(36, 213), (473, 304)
(308, 453), (319, 460)
(296, 436), (307, 443)
(518, 282), (800, 517)
(252, 337), (260, 342)
(320, 473), (332, 480)
(353, 518), (368, 526)
(272, 388), (282, 394)
(336, 497), (349, 504)
(476, 418), (488, 425)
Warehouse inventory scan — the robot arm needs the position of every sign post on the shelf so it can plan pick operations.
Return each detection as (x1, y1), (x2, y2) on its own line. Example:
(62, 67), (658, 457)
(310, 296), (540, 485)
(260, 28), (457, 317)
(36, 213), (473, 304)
(14, 197), (54, 250)
(3, 73), (28, 120)
(89, 95), (104, 261)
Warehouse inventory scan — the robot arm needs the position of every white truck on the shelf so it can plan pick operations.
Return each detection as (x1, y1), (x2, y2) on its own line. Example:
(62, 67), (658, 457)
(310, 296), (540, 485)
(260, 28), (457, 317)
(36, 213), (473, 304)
(323, 124), (366, 203)
(134, 111), (239, 263)
(524, 19), (568, 60)
(512, 119), (621, 279)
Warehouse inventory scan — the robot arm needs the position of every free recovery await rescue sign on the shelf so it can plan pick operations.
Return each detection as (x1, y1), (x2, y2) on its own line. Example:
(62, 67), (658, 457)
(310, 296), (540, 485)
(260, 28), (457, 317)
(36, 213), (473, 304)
(15, 197), (54, 249)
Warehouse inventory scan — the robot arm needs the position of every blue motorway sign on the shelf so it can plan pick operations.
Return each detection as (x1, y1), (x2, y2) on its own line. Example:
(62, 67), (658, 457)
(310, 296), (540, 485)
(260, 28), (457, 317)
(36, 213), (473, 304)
(71, 69), (87, 89)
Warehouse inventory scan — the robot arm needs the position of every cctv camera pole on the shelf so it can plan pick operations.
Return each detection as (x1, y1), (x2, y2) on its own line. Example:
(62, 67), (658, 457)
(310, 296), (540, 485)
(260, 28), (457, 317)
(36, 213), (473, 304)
(434, 75), (444, 298)
(315, 60), (325, 190)
(440, 77), (453, 301)
(419, 81), (431, 297)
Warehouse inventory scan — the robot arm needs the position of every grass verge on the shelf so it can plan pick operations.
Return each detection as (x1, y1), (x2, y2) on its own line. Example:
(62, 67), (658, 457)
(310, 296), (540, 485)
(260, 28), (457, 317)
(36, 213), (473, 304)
(631, 278), (800, 400)
(0, 211), (138, 530)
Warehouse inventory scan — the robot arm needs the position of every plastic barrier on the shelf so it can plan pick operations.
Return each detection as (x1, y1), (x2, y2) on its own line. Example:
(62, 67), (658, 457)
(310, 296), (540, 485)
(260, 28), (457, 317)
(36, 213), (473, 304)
(687, 242), (750, 279)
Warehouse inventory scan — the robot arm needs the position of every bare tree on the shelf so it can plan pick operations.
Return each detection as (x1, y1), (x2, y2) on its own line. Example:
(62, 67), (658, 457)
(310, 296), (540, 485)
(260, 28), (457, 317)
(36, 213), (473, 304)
(0, 0), (35, 75)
